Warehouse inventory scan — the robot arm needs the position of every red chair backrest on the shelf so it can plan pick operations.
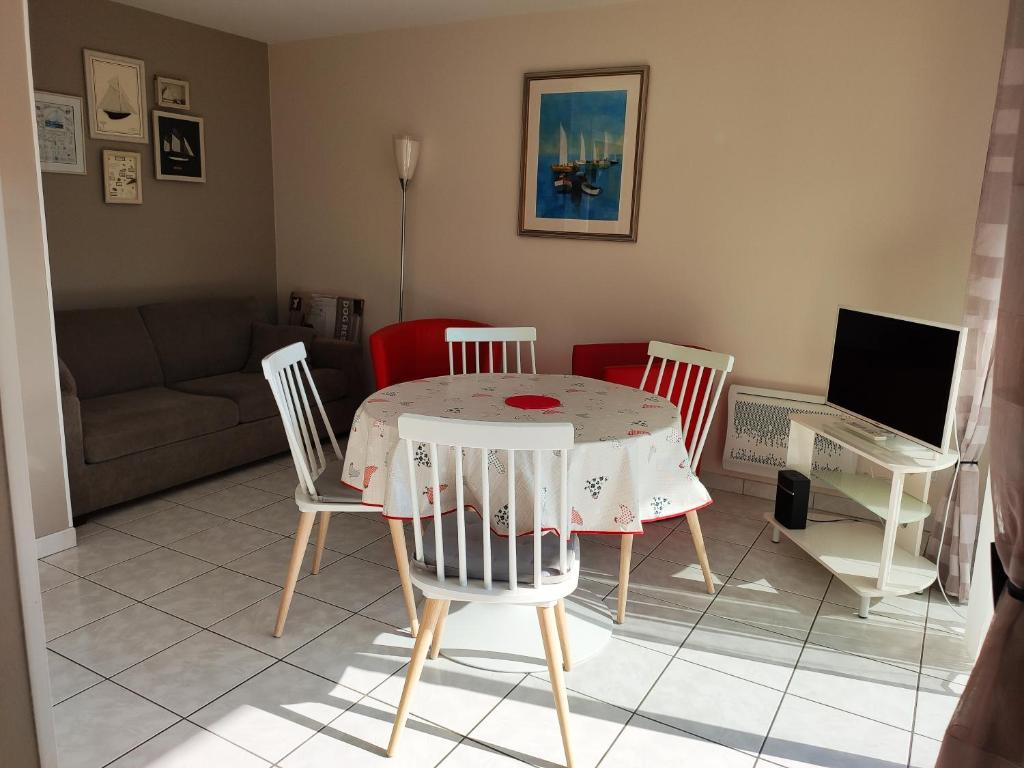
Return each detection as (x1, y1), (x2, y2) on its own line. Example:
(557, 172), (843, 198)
(574, 342), (712, 473)
(570, 342), (650, 379)
(369, 318), (491, 389)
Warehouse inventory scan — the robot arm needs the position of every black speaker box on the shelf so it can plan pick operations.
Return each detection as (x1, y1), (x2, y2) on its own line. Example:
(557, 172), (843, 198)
(774, 469), (810, 529)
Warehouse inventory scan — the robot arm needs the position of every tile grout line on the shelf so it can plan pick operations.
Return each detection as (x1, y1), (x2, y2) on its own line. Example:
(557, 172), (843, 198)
(907, 589), (935, 768)
(586, 532), (761, 767)
(751, 577), (832, 766)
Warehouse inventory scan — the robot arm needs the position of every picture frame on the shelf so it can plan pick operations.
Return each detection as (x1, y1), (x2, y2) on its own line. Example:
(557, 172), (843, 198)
(102, 149), (142, 204)
(155, 76), (190, 110)
(34, 91), (87, 174)
(83, 49), (148, 143)
(518, 65), (649, 242)
(152, 110), (206, 182)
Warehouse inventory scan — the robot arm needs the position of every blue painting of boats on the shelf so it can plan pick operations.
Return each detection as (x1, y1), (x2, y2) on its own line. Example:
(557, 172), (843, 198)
(535, 89), (627, 222)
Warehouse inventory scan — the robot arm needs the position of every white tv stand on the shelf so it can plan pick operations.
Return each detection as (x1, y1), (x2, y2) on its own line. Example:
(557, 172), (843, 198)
(765, 413), (958, 618)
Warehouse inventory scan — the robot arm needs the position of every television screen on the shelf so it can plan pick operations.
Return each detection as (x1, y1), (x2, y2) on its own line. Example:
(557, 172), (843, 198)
(826, 308), (963, 450)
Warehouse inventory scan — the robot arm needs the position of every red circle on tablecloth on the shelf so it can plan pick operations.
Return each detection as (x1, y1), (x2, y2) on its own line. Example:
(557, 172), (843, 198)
(504, 395), (562, 410)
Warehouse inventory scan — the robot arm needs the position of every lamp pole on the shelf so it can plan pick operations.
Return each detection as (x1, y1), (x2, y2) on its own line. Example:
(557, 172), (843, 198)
(393, 135), (420, 323)
(398, 177), (408, 322)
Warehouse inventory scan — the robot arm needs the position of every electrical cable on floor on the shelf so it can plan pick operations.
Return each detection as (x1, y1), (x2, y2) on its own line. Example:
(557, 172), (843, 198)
(936, 425), (967, 621)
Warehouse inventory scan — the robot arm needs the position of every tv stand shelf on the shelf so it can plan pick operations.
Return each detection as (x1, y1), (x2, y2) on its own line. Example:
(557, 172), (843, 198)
(810, 471), (931, 524)
(767, 413), (957, 618)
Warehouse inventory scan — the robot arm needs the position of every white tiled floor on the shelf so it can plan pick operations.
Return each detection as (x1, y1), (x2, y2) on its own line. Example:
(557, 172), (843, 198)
(42, 458), (974, 767)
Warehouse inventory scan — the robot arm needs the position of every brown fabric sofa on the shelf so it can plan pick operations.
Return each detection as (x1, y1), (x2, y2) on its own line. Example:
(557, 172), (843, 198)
(56, 297), (363, 517)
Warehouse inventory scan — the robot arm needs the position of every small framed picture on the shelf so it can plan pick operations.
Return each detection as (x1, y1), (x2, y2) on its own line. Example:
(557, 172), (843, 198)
(103, 149), (142, 204)
(152, 110), (205, 182)
(155, 76), (190, 110)
(34, 91), (86, 174)
(83, 49), (147, 143)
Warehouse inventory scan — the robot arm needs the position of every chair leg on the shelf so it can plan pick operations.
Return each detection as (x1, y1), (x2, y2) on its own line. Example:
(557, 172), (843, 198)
(273, 511), (316, 638)
(537, 605), (575, 768)
(388, 518), (420, 637)
(554, 598), (571, 672)
(387, 598), (444, 757)
(429, 600), (451, 660)
(686, 511), (716, 594)
(616, 534), (634, 625)
(311, 510), (331, 575)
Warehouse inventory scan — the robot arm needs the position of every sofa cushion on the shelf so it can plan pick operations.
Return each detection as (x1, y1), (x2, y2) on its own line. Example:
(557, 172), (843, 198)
(243, 322), (315, 373)
(173, 368), (349, 424)
(172, 372), (278, 423)
(81, 387), (239, 463)
(54, 308), (164, 399)
(139, 297), (265, 383)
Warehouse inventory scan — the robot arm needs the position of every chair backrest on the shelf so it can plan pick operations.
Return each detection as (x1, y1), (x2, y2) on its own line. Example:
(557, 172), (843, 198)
(570, 342), (650, 380)
(445, 326), (537, 375)
(369, 318), (491, 388)
(398, 414), (573, 593)
(262, 342), (341, 498)
(640, 340), (735, 468)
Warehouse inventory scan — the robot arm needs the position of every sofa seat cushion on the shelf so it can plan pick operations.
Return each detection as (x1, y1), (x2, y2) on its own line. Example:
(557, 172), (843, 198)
(173, 368), (350, 425)
(81, 388), (239, 464)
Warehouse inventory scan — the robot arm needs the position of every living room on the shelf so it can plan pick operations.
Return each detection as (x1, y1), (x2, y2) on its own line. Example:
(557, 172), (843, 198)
(1, 0), (1021, 767)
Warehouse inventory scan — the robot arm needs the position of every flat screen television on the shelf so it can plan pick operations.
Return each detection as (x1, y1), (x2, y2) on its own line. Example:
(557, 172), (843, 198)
(826, 308), (966, 452)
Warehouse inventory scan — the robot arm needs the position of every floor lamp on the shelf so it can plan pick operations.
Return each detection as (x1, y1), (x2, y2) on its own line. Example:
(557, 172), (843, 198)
(393, 135), (420, 322)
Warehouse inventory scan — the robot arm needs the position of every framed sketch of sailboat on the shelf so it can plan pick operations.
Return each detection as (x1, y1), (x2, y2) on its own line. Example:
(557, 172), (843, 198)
(152, 111), (205, 182)
(519, 65), (649, 241)
(83, 49), (147, 143)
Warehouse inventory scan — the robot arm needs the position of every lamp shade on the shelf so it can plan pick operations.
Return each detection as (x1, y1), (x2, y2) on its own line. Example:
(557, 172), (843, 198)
(393, 135), (421, 182)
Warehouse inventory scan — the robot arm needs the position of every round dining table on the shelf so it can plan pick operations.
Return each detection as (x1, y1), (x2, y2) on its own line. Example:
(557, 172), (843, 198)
(343, 373), (711, 672)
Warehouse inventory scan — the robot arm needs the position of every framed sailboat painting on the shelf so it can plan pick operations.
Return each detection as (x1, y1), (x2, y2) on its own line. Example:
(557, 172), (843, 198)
(519, 66), (649, 241)
(83, 49), (147, 143)
(152, 111), (206, 182)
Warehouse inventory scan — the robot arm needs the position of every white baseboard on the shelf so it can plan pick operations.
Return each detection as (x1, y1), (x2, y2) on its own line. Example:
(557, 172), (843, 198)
(36, 527), (77, 559)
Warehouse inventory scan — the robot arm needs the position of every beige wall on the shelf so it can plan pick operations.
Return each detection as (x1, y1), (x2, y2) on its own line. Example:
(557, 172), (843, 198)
(270, 0), (1005, 475)
(2, 0), (72, 541)
(29, 0), (277, 313)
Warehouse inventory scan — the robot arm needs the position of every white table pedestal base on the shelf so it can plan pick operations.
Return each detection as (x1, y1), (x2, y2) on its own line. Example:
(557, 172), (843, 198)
(438, 596), (613, 674)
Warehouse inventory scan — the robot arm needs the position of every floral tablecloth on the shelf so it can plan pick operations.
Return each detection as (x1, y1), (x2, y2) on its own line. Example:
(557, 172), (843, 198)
(342, 374), (711, 536)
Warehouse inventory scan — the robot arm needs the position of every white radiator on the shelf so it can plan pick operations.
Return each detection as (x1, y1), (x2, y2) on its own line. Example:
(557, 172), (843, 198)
(723, 385), (857, 478)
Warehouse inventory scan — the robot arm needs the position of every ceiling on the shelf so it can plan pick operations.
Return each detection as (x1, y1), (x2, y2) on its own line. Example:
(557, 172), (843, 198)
(110, 0), (635, 44)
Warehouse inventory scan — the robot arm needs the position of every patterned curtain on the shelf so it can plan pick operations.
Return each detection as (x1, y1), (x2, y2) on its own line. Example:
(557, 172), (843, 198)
(936, 5), (1024, 763)
(923, 13), (1021, 600)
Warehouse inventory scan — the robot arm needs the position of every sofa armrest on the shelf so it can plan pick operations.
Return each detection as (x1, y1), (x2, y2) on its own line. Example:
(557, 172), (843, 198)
(310, 337), (361, 371)
(60, 391), (84, 474)
(58, 356), (77, 396)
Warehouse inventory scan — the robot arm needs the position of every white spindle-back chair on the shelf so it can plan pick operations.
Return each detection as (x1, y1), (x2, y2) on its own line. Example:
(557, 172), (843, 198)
(445, 326), (538, 374)
(616, 341), (735, 624)
(387, 414), (577, 768)
(262, 343), (420, 638)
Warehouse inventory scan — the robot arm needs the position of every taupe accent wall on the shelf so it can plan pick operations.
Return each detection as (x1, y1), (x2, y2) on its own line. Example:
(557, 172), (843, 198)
(270, 0), (1007, 474)
(28, 0), (277, 313)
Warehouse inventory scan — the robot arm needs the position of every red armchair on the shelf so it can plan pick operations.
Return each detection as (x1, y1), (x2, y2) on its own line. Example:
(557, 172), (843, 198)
(369, 318), (491, 389)
(571, 341), (713, 468)
(570, 342), (650, 380)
